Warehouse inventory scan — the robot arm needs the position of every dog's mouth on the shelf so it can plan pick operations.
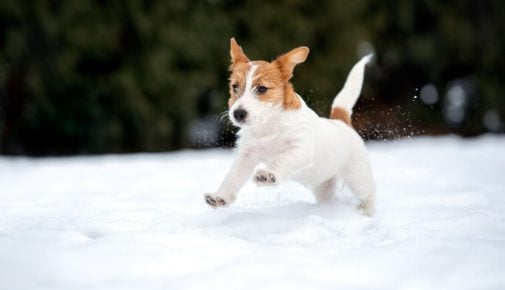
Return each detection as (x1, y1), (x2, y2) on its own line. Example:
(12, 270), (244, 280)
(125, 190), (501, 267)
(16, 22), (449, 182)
(230, 118), (248, 128)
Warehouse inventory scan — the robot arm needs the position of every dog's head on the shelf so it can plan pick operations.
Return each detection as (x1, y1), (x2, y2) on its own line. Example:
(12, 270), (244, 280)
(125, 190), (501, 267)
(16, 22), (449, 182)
(227, 38), (309, 128)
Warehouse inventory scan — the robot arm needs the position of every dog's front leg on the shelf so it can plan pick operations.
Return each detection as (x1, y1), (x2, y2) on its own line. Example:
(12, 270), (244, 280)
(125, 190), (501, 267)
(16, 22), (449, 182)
(254, 145), (313, 186)
(204, 150), (259, 208)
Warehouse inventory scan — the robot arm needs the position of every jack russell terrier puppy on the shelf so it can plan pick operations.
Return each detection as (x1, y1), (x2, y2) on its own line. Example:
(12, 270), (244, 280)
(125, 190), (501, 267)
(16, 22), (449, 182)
(204, 38), (375, 215)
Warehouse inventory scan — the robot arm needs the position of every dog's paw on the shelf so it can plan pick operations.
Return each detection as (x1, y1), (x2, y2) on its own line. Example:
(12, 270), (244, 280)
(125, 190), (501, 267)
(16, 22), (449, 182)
(204, 193), (231, 208)
(254, 169), (278, 186)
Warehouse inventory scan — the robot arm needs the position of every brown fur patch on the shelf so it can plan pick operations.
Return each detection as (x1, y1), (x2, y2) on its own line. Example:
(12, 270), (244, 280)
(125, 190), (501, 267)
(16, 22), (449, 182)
(330, 107), (352, 126)
(252, 62), (285, 107)
(227, 38), (307, 111)
(228, 96), (237, 107)
(228, 62), (249, 107)
(253, 62), (301, 110)
(274, 47), (309, 81)
(230, 38), (249, 64)
(282, 83), (301, 110)
(228, 61), (301, 110)
(272, 47), (308, 110)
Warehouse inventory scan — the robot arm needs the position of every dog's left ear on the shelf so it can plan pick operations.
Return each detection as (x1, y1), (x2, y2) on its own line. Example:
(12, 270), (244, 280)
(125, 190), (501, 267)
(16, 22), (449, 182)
(274, 46), (309, 80)
(230, 37), (250, 64)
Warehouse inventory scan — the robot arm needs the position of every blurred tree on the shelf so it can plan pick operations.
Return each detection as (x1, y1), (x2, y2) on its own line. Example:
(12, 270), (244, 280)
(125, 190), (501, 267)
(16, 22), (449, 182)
(358, 0), (505, 137)
(0, 0), (233, 154)
(0, 0), (504, 155)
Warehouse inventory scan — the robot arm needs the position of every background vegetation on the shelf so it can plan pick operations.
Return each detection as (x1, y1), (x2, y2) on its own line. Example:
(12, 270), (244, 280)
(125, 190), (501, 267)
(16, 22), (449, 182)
(1, 0), (504, 155)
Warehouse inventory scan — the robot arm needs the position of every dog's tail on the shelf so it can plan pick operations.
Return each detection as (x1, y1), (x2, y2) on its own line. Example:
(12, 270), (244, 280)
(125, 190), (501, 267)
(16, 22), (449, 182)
(330, 54), (373, 126)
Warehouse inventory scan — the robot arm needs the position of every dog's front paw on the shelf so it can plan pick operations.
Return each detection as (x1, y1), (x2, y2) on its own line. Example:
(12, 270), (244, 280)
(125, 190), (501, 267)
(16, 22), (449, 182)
(254, 169), (278, 186)
(204, 193), (233, 208)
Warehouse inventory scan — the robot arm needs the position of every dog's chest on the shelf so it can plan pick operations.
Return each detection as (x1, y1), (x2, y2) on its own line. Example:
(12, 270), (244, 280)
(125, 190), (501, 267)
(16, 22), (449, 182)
(260, 137), (292, 160)
(239, 132), (295, 160)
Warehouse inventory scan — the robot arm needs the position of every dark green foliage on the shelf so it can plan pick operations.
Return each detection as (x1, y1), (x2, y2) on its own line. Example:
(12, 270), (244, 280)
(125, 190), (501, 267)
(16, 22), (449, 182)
(0, 0), (504, 155)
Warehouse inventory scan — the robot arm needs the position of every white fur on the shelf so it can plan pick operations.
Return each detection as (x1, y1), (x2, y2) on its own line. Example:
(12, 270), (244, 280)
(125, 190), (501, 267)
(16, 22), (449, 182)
(205, 55), (375, 215)
(244, 63), (258, 94)
(332, 54), (373, 113)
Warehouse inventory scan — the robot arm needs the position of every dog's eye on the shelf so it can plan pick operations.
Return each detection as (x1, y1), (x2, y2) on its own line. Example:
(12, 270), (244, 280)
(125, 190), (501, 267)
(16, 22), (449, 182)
(257, 86), (268, 94)
(231, 84), (239, 93)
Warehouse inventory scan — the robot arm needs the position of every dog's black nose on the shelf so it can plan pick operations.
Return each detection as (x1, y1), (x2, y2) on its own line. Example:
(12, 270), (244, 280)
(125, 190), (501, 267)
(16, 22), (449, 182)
(233, 108), (248, 123)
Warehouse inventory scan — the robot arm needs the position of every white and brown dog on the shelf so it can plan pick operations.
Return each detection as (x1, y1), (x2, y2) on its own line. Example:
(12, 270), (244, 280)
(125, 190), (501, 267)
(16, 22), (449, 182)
(204, 38), (375, 215)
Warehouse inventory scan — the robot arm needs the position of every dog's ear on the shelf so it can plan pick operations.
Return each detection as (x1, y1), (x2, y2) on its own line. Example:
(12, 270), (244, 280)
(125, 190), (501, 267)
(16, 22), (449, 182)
(274, 46), (309, 80)
(230, 37), (250, 64)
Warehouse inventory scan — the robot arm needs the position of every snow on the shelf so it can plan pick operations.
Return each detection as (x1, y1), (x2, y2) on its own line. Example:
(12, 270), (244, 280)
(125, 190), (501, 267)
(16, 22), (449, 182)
(1, 136), (504, 290)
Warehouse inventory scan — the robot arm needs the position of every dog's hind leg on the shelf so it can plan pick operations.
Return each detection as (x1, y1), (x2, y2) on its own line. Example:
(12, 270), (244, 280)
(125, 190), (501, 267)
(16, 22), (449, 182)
(313, 177), (338, 203)
(343, 161), (375, 215)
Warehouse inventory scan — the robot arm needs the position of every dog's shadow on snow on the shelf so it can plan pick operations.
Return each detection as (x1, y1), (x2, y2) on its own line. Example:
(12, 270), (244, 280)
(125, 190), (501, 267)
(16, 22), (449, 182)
(180, 201), (378, 244)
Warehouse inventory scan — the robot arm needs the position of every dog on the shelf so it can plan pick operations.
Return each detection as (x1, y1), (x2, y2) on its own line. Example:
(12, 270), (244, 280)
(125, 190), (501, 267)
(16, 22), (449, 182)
(204, 38), (375, 215)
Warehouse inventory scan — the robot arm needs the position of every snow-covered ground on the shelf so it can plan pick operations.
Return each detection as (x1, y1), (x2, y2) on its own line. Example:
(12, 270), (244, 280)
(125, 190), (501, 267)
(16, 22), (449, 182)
(0, 136), (504, 290)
